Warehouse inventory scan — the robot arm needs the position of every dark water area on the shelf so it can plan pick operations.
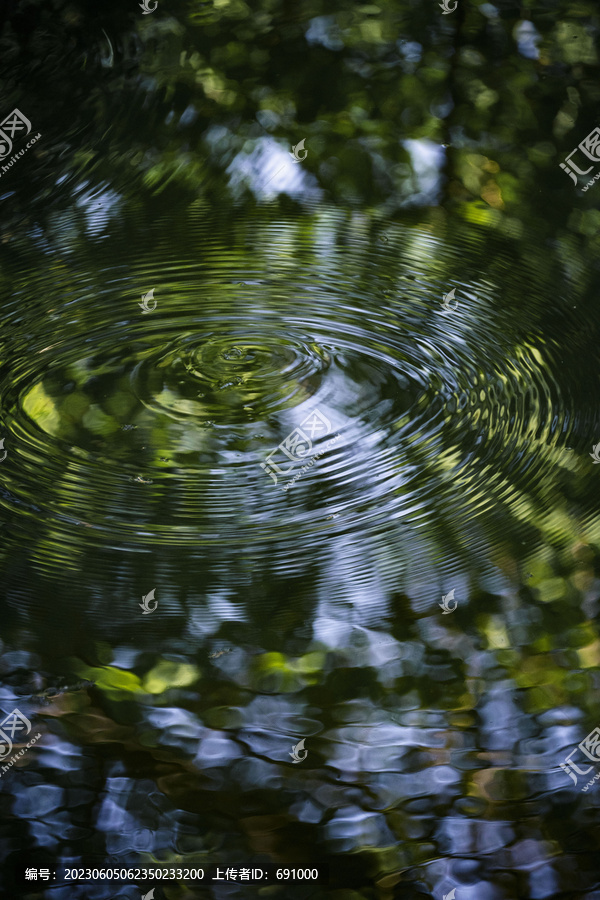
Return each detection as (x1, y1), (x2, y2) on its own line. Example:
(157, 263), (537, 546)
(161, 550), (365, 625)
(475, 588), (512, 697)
(2, 0), (600, 897)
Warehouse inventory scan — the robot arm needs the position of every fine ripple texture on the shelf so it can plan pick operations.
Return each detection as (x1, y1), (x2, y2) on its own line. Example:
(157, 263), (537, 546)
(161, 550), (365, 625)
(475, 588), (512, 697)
(0, 207), (584, 564)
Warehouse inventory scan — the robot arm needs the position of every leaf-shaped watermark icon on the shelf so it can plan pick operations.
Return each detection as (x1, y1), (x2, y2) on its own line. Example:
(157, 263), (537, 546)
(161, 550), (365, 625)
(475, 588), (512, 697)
(439, 589), (457, 614)
(139, 288), (157, 312)
(289, 738), (308, 763)
(290, 138), (308, 162)
(441, 287), (458, 312)
(139, 588), (157, 614)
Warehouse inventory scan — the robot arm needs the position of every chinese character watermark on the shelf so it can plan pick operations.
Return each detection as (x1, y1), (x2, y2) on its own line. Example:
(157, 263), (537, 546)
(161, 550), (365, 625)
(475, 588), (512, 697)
(560, 724), (600, 791)
(560, 125), (600, 192)
(0, 108), (32, 159)
(0, 108), (41, 180)
(0, 708), (41, 777)
(25, 868), (51, 881)
(260, 409), (340, 490)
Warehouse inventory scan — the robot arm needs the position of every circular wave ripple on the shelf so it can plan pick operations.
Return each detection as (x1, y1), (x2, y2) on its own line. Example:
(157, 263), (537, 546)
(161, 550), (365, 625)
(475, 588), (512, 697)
(0, 214), (579, 548)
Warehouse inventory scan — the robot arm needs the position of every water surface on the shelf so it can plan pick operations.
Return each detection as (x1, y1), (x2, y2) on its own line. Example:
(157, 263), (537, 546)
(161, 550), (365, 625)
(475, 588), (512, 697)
(2, 1), (600, 898)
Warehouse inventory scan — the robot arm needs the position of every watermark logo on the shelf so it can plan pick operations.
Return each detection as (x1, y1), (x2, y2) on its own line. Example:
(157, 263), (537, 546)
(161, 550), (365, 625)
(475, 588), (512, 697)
(580, 726), (600, 762)
(0, 732), (41, 776)
(290, 139), (308, 163)
(0, 439), (6, 462)
(441, 287), (458, 312)
(139, 289), (157, 312)
(439, 0), (457, 13)
(0, 108), (31, 160)
(443, 890), (456, 900)
(265, 139), (309, 188)
(439, 589), (457, 614)
(560, 125), (600, 190)
(560, 724), (600, 790)
(0, 108), (41, 180)
(0, 709), (32, 759)
(142, 890), (155, 900)
(590, 443), (600, 464)
(0, 708), (41, 778)
(139, 0), (157, 13)
(139, 588), (157, 614)
(289, 738), (307, 763)
(261, 408), (333, 487)
(282, 432), (341, 492)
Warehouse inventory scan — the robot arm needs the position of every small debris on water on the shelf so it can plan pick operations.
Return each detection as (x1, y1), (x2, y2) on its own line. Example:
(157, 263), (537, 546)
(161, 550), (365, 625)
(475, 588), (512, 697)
(209, 648), (233, 659)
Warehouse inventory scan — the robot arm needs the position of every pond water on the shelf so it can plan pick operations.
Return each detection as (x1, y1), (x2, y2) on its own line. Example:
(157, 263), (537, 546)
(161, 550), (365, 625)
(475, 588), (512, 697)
(2, 2), (600, 898)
